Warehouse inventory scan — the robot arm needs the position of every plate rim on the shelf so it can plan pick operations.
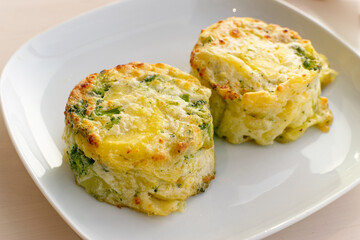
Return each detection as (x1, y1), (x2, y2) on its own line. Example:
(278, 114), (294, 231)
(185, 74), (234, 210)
(1, 0), (360, 239)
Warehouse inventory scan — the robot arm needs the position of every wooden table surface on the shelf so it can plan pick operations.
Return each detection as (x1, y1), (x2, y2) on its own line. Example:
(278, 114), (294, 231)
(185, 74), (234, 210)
(0, 0), (359, 239)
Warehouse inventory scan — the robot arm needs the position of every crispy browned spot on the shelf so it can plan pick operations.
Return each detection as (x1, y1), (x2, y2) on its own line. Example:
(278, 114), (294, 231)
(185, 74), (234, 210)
(264, 35), (272, 41)
(88, 134), (99, 147)
(176, 142), (188, 153)
(198, 68), (206, 78)
(135, 62), (145, 67)
(203, 175), (215, 183)
(152, 152), (167, 161)
(155, 63), (165, 68)
(134, 197), (141, 205)
(230, 28), (240, 38)
(213, 83), (240, 100)
(115, 64), (126, 70)
(80, 81), (90, 89)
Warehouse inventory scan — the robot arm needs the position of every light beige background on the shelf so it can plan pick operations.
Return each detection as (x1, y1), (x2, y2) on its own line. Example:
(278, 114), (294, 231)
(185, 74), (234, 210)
(0, 0), (359, 239)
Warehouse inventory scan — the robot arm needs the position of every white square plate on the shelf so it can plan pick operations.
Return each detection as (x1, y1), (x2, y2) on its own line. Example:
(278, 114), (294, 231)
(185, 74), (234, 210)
(2, 0), (360, 239)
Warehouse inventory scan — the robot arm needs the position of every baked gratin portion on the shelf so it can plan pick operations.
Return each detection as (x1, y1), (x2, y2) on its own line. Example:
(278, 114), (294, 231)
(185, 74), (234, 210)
(190, 17), (337, 145)
(63, 62), (215, 216)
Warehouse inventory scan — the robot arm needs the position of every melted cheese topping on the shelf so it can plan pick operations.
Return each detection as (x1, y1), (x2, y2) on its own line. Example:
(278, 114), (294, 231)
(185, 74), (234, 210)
(64, 62), (215, 215)
(190, 17), (337, 145)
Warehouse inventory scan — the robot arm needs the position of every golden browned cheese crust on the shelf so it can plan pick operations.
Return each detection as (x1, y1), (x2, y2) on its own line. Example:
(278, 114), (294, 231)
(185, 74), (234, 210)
(190, 17), (337, 145)
(63, 62), (215, 215)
